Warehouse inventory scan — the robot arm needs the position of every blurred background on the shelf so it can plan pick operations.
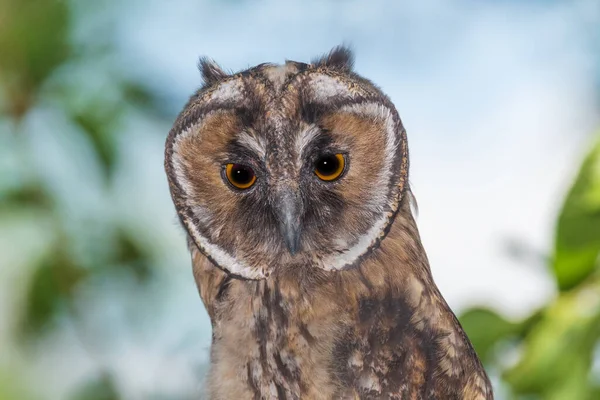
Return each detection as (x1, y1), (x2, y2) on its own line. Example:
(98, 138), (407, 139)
(1, 0), (599, 399)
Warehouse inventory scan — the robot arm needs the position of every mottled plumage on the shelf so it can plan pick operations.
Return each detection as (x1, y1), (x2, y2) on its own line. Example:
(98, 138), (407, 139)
(165, 46), (493, 399)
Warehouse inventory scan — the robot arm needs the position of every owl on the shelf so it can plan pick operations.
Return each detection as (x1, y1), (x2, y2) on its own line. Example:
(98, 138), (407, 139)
(164, 46), (493, 399)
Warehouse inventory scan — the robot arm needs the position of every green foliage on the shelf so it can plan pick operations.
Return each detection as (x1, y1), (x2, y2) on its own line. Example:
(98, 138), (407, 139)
(460, 134), (600, 399)
(0, 369), (36, 400)
(70, 103), (120, 177)
(61, 77), (167, 178)
(21, 251), (87, 338)
(553, 138), (600, 291)
(459, 308), (520, 364)
(0, 0), (71, 118)
(0, 184), (53, 210)
(70, 375), (121, 400)
(0, 1), (174, 398)
(503, 278), (600, 399)
(18, 229), (155, 340)
(112, 230), (155, 282)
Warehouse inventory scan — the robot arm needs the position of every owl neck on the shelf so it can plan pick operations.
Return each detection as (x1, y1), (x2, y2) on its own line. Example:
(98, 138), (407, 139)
(195, 193), (450, 328)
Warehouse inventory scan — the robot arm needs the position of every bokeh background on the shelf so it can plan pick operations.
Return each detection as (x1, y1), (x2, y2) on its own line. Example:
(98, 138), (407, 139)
(1, 0), (599, 399)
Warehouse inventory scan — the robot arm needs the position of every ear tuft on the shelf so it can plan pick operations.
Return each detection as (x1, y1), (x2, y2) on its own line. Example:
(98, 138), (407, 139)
(198, 57), (228, 85)
(312, 45), (354, 71)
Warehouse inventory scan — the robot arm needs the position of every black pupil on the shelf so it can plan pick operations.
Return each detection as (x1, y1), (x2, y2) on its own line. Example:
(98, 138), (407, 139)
(231, 164), (254, 185)
(315, 154), (340, 176)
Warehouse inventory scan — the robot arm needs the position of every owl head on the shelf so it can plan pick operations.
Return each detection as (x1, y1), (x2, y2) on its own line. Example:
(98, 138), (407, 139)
(165, 46), (408, 279)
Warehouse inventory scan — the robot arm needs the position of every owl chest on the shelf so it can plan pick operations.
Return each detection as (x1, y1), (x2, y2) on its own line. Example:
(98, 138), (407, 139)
(210, 305), (338, 400)
(208, 293), (491, 400)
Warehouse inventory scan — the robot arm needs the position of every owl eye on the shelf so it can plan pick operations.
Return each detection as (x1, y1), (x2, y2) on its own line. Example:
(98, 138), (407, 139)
(225, 163), (256, 189)
(314, 153), (345, 181)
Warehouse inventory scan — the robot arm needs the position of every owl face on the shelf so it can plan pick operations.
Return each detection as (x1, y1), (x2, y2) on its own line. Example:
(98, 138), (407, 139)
(165, 47), (408, 279)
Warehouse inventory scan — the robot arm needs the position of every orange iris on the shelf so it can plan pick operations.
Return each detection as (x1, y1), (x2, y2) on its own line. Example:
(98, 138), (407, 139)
(314, 153), (345, 181)
(225, 163), (256, 189)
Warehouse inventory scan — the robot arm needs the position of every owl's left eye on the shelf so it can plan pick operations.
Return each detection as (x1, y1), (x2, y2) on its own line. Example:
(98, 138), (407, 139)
(314, 153), (346, 181)
(225, 163), (256, 190)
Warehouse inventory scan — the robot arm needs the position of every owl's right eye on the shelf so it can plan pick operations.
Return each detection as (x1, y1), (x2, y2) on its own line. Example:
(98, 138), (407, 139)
(225, 163), (256, 190)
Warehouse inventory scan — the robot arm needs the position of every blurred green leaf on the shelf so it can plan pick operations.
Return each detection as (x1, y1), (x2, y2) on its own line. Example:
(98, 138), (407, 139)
(0, 184), (53, 210)
(121, 80), (172, 119)
(0, 0), (71, 118)
(20, 251), (87, 339)
(70, 374), (120, 400)
(0, 369), (36, 400)
(504, 278), (600, 397)
(122, 81), (155, 108)
(459, 307), (519, 363)
(553, 135), (600, 291)
(114, 230), (154, 282)
(70, 102), (120, 178)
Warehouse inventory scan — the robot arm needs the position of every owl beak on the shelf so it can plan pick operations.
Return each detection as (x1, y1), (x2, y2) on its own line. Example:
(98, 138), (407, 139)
(276, 190), (303, 255)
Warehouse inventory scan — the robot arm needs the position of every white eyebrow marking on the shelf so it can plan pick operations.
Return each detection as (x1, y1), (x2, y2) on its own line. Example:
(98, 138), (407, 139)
(320, 102), (400, 272)
(170, 118), (266, 279)
(237, 131), (267, 158)
(294, 125), (320, 163)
